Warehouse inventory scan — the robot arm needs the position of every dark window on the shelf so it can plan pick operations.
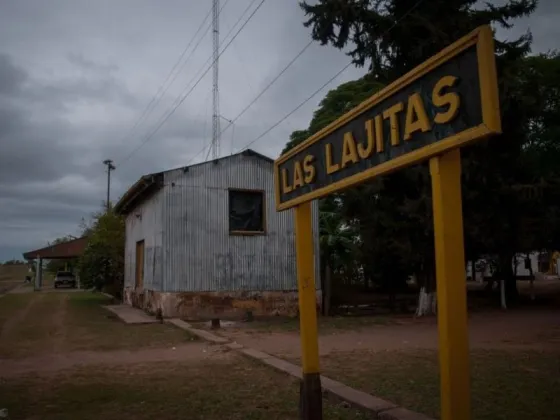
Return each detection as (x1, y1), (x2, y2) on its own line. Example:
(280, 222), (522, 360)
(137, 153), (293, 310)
(228, 189), (265, 233)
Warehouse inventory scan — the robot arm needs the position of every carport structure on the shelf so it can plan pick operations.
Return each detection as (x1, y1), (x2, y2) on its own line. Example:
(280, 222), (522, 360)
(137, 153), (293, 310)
(23, 236), (88, 290)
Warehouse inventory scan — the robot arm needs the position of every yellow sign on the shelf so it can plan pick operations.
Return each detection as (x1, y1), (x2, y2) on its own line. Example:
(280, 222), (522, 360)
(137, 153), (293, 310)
(274, 25), (500, 211)
(280, 25), (502, 420)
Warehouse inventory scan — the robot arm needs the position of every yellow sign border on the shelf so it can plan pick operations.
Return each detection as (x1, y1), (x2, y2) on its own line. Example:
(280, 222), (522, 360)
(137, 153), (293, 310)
(274, 25), (501, 211)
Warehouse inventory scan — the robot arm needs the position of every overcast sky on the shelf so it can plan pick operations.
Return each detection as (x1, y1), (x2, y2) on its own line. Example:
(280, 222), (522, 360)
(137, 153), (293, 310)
(0, 0), (558, 261)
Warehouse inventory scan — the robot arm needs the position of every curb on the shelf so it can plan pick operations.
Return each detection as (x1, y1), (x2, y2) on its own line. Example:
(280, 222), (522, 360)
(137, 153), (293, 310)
(166, 318), (434, 420)
(166, 319), (229, 344)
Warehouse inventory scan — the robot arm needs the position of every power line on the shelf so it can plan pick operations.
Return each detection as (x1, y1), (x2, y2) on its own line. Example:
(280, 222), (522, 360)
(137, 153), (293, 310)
(213, 0), (427, 162)
(236, 0), (426, 154)
(239, 62), (354, 152)
(32, 5), (228, 202)
(219, 39), (314, 137)
(170, 59), (351, 169)
(116, 5), (214, 147)
(117, 0), (233, 153)
(117, 0), (266, 168)
(164, 38), (317, 172)
(158, 60), (352, 183)
(43, 0), (424, 205)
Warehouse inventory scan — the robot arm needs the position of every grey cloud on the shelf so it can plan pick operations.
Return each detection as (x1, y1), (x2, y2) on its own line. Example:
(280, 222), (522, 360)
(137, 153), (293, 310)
(67, 53), (119, 74)
(0, 54), (27, 94)
(0, 0), (558, 260)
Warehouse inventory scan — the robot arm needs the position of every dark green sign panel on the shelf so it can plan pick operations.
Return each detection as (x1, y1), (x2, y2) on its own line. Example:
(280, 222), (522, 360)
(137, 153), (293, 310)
(274, 26), (501, 211)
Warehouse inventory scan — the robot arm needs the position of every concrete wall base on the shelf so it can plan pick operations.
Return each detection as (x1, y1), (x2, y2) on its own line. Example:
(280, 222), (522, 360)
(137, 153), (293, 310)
(123, 287), (321, 320)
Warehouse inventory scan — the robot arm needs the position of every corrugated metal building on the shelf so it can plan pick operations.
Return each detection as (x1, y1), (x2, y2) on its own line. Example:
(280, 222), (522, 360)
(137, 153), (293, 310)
(115, 149), (320, 319)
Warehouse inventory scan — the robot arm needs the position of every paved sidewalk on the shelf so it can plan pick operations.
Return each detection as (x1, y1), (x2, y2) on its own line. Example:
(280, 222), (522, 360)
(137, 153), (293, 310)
(104, 304), (158, 324)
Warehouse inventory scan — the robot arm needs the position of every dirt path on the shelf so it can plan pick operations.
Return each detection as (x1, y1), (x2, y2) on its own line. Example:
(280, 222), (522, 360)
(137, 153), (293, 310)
(0, 294), (43, 341)
(0, 342), (233, 378)
(220, 309), (560, 358)
(51, 294), (68, 353)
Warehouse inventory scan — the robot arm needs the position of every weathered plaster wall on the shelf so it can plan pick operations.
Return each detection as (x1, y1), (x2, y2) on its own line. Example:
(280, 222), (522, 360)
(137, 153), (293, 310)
(124, 287), (321, 320)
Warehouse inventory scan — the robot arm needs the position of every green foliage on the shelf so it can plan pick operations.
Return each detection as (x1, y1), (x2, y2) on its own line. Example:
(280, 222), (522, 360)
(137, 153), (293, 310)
(282, 74), (384, 154)
(78, 210), (125, 297)
(300, 0), (536, 77)
(2, 260), (26, 265)
(283, 75), (384, 290)
(292, 0), (559, 306)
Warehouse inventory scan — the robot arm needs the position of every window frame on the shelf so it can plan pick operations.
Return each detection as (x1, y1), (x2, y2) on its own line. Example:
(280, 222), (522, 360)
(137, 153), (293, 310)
(227, 188), (267, 236)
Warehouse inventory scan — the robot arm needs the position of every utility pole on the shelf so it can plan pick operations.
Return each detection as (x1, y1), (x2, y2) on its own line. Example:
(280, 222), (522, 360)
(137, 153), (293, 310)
(103, 159), (116, 211)
(211, 0), (220, 159)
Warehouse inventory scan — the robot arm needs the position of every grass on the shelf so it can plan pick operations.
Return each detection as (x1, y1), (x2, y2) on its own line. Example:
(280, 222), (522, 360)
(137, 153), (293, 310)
(0, 265), (28, 294)
(0, 264), (28, 282)
(0, 357), (370, 420)
(318, 349), (560, 420)
(63, 293), (198, 351)
(0, 292), (197, 358)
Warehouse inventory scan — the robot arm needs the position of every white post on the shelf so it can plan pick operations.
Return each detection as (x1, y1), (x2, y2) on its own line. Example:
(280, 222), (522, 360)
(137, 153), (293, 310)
(38, 258), (43, 289)
(34, 256), (40, 291)
(500, 279), (507, 309)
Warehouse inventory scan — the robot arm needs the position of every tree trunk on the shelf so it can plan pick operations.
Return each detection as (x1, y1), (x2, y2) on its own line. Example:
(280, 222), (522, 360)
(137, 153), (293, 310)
(415, 266), (436, 317)
(500, 253), (518, 305)
(471, 259), (477, 282)
(527, 253), (535, 301)
(500, 279), (507, 309)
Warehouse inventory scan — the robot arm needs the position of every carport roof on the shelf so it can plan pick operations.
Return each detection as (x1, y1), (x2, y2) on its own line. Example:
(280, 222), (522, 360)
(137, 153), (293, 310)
(23, 236), (89, 260)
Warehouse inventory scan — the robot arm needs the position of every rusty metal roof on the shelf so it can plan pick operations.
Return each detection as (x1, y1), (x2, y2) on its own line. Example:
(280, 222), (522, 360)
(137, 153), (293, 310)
(23, 236), (89, 260)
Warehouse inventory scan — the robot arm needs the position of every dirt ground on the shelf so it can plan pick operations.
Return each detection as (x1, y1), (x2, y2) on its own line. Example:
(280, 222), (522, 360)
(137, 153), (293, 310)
(0, 291), (368, 420)
(0, 265), (29, 294)
(0, 292), (228, 377)
(2, 281), (560, 419)
(216, 309), (559, 358)
(206, 280), (560, 358)
(204, 280), (560, 419)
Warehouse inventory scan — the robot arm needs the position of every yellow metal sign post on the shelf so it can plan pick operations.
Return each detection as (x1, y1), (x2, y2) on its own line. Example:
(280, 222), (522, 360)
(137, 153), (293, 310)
(274, 25), (501, 420)
(295, 201), (322, 417)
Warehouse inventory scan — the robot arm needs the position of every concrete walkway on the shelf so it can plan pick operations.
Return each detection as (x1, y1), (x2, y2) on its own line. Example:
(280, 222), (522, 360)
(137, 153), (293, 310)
(104, 304), (158, 324)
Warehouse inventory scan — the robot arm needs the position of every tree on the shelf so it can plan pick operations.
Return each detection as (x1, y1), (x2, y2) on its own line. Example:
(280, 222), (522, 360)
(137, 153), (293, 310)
(283, 74), (383, 313)
(283, 74), (384, 153)
(462, 51), (560, 306)
(2, 259), (25, 265)
(319, 196), (360, 313)
(296, 0), (541, 311)
(78, 209), (125, 297)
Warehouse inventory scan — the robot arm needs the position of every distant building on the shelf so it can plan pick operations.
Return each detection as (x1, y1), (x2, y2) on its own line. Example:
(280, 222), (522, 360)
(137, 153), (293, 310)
(466, 251), (560, 281)
(114, 149), (320, 319)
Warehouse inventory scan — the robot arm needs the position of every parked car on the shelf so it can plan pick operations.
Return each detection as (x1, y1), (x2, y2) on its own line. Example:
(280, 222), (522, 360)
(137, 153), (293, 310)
(54, 271), (76, 288)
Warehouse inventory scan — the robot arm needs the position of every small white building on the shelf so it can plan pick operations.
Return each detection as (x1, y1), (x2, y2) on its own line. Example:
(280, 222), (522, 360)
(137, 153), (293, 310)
(114, 149), (320, 319)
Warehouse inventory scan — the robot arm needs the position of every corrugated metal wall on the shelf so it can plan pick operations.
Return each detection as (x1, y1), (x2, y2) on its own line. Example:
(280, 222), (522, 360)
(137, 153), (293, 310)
(160, 153), (320, 292)
(123, 191), (164, 290)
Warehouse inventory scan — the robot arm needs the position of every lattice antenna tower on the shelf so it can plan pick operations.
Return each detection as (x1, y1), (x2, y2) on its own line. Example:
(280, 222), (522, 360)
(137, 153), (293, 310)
(211, 0), (220, 159)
